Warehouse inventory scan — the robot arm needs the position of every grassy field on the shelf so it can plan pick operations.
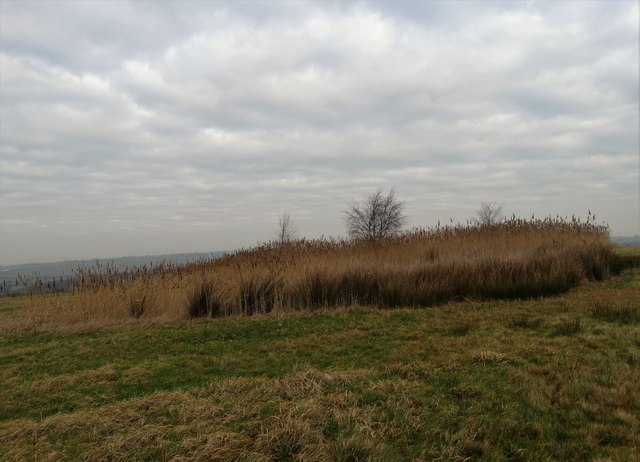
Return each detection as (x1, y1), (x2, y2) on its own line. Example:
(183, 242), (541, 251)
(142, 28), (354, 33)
(0, 246), (638, 461)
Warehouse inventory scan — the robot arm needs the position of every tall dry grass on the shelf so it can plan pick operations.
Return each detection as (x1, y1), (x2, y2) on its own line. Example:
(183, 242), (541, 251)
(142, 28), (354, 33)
(6, 216), (613, 332)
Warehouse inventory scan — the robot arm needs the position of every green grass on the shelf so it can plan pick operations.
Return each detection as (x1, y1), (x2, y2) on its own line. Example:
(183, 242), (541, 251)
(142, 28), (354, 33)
(612, 245), (640, 273)
(0, 248), (638, 461)
(591, 301), (640, 325)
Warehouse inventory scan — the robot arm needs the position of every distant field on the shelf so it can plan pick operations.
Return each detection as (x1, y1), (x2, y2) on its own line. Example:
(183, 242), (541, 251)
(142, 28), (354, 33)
(0, 246), (638, 460)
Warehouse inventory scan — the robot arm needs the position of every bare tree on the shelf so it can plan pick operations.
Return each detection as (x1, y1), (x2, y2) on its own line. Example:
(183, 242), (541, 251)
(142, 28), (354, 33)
(276, 211), (297, 243)
(475, 201), (504, 226)
(344, 187), (407, 240)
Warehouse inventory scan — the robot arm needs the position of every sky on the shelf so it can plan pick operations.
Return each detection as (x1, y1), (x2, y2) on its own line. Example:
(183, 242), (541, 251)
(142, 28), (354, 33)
(0, 0), (638, 265)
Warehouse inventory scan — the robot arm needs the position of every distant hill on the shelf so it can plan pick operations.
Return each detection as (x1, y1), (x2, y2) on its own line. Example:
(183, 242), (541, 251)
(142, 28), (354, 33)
(611, 236), (640, 247)
(0, 251), (227, 296)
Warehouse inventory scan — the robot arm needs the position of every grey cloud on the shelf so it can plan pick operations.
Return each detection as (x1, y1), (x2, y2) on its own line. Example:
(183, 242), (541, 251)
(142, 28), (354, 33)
(1, 1), (205, 71)
(0, 0), (637, 264)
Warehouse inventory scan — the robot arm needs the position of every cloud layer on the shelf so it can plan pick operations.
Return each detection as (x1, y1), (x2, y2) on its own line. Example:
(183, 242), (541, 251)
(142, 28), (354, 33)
(1, 0), (638, 264)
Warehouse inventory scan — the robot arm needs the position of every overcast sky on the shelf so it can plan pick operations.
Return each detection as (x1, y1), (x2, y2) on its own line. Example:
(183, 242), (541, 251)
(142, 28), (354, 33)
(0, 0), (638, 265)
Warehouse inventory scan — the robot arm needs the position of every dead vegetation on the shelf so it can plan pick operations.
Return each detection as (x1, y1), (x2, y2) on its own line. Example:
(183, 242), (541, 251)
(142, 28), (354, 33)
(1, 216), (614, 333)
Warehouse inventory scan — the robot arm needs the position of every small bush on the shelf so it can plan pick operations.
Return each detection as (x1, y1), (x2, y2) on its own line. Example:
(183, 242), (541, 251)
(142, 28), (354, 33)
(591, 302), (640, 325)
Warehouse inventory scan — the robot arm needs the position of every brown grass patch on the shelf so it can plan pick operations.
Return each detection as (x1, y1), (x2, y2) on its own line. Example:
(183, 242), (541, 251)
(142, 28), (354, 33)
(276, 369), (334, 401)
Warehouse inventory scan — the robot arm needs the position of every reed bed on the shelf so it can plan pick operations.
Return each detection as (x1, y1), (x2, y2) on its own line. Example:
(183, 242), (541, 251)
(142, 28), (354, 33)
(7, 216), (614, 332)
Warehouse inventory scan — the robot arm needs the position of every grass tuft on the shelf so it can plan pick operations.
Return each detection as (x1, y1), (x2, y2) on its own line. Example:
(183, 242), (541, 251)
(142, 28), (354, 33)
(446, 322), (473, 336)
(508, 315), (544, 329)
(239, 274), (279, 316)
(552, 319), (582, 336)
(591, 302), (640, 325)
(470, 350), (508, 364)
(256, 413), (320, 461)
(328, 434), (390, 462)
(187, 281), (223, 318)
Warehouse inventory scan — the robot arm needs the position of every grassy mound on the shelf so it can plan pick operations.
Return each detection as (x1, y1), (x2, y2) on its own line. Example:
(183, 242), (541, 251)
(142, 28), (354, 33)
(3, 217), (614, 333)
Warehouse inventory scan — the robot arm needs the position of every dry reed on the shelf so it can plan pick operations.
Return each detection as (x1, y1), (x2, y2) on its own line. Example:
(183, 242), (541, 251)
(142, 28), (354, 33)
(7, 216), (613, 332)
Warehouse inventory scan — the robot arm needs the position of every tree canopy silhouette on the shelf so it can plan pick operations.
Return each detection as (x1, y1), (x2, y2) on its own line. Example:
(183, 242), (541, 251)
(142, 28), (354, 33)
(344, 187), (407, 240)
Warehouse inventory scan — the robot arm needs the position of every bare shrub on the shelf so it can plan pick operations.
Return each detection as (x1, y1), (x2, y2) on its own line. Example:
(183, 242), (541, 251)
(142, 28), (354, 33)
(276, 211), (297, 243)
(475, 201), (504, 226)
(344, 187), (407, 240)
